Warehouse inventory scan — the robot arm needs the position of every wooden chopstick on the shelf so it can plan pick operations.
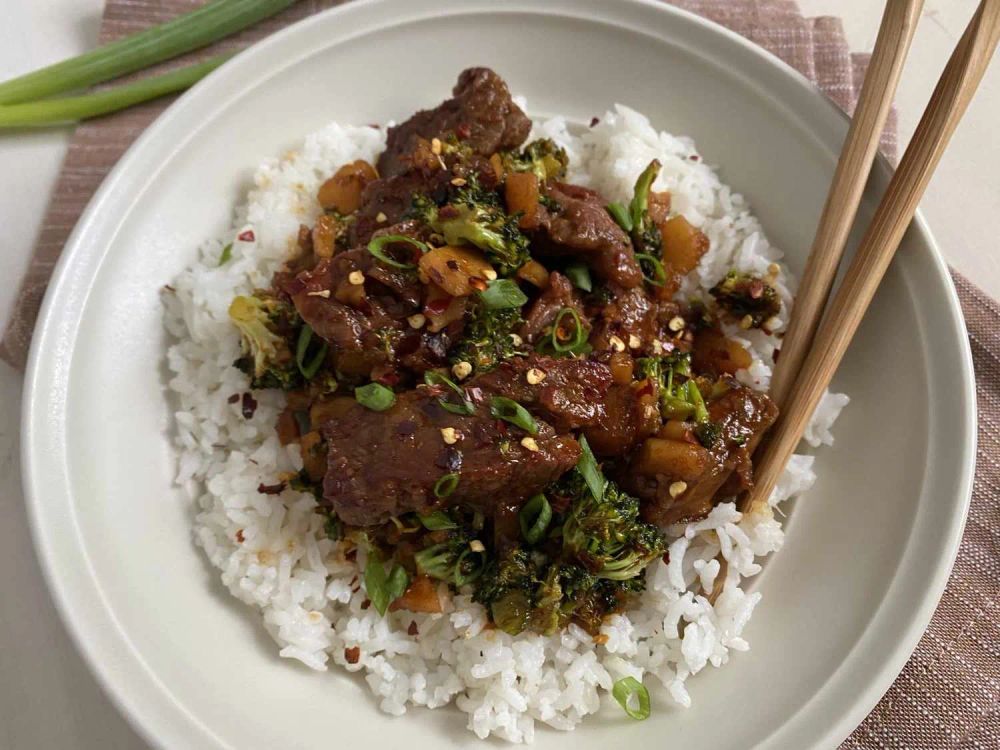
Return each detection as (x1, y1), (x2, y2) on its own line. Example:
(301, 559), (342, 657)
(768, 0), (924, 410)
(744, 0), (1000, 515)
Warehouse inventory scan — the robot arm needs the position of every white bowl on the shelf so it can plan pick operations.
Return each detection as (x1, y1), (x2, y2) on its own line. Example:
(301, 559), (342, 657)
(22, 0), (976, 748)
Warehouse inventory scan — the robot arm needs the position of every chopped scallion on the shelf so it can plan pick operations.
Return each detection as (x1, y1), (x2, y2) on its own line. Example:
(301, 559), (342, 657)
(431, 475), (460, 501)
(295, 324), (328, 379)
(577, 435), (605, 502)
(489, 396), (538, 435)
(218, 242), (233, 266)
(612, 677), (651, 720)
(424, 371), (476, 415)
(552, 307), (588, 353)
(606, 202), (633, 232)
(367, 234), (427, 269)
(355, 382), (396, 412)
(564, 262), (592, 292)
(635, 253), (667, 287)
(519, 494), (552, 544)
(365, 553), (410, 616)
(479, 279), (528, 310)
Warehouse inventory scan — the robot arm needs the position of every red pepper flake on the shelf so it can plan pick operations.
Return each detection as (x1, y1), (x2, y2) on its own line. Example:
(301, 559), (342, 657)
(227, 393), (240, 404)
(495, 419), (508, 436)
(344, 646), (361, 664)
(688, 155), (700, 162)
(235, 529), (245, 543)
(446, 259), (460, 271)
(241, 392), (258, 419)
(662, 551), (671, 565)
(361, 599), (371, 610)
(345, 548), (358, 562)
(772, 348), (781, 363)
(425, 297), (451, 315)
(237, 229), (256, 242)
(407, 621), (419, 636)
(635, 379), (655, 399)
(377, 371), (401, 387)
(589, 116), (600, 127)
(257, 481), (286, 495)
(456, 123), (472, 139)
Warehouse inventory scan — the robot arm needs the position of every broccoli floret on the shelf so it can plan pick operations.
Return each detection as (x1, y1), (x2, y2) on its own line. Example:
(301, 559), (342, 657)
(414, 530), (486, 586)
(635, 352), (723, 447)
(229, 292), (302, 390)
(450, 301), (522, 373)
(561, 474), (665, 581)
(412, 176), (530, 275)
(606, 160), (664, 261)
(710, 270), (781, 328)
(474, 547), (539, 635)
(500, 138), (569, 182)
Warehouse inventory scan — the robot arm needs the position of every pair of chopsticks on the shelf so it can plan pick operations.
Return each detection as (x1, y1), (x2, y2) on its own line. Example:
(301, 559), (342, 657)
(741, 0), (1000, 517)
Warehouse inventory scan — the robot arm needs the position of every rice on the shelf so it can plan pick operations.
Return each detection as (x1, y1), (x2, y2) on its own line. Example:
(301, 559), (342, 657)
(164, 103), (847, 743)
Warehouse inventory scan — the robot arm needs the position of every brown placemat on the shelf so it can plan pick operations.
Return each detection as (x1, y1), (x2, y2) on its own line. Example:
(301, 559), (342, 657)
(1, 2), (995, 747)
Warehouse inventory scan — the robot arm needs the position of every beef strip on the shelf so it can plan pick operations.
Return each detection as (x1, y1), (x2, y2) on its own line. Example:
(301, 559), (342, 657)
(625, 383), (779, 527)
(472, 354), (612, 431)
(322, 390), (579, 526)
(589, 284), (657, 353)
(532, 182), (643, 289)
(280, 247), (453, 378)
(377, 68), (531, 178)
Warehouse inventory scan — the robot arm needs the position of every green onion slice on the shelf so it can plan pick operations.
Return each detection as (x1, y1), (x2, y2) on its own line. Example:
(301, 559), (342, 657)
(612, 677), (651, 720)
(354, 382), (396, 412)
(365, 553), (410, 616)
(295, 325), (328, 379)
(489, 396), (538, 435)
(218, 242), (233, 266)
(367, 234), (428, 269)
(479, 279), (528, 310)
(0, 55), (232, 128)
(552, 307), (588, 353)
(519, 494), (552, 544)
(577, 435), (605, 502)
(635, 253), (667, 287)
(455, 547), (487, 587)
(424, 371), (476, 415)
(564, 262), (592, 292)
(419, 509), (457, 530)
(629, 160), (662, 232)
(432, 475), (460, 501)
(606, 202), (633, 233)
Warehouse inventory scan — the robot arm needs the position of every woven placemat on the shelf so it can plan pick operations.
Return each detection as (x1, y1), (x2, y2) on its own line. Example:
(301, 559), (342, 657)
(2, 2), (995, 747)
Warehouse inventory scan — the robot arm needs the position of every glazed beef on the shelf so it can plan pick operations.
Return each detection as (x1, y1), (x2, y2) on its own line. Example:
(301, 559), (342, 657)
(625, 383), (779, 527)
(322, 390), (579, 526)
(533, 182), (643, 289)
(473, 354), (612, 431)
(377, 67), (531, 178)
(280, 247), (454, 378)
(582, 382), (661, 457)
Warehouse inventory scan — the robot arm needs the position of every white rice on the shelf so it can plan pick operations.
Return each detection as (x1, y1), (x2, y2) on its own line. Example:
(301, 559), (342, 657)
(164, 103), (848, 742)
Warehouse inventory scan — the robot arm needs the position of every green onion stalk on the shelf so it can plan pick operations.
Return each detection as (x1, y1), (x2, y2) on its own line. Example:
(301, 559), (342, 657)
(0, 0), (298, 105)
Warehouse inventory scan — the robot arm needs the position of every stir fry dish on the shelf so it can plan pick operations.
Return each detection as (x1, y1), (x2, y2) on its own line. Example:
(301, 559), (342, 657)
(228, 68), (780, 635)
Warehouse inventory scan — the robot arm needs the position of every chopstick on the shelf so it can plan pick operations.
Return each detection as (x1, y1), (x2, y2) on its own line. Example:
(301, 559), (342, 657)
(768, 0), (924, 410)
(744, 0), (1000, 515)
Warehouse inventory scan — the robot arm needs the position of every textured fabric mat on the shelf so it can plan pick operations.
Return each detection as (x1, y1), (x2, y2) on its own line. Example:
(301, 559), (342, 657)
(2, 2), (995, 747)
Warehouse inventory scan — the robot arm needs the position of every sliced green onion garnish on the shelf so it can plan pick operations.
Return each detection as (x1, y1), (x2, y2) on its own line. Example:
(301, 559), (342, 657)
(490, 396), (538, 435)
(355, 382), (396, 412)
(606, 202), (633, 233)
(364, 553), (410, 616)
(629, 160), (662, 232)
(219, 242), (233, 266)
(455, 547), (487, 586)
(612, 677), (651, 720)
(424, 371), (476, 415)
(0, 55), (231, 128)
(519, 494), (552, 544)
(635, 253), (667, 287)
(367, 234), (427, 269)
(431, 475), (460, 501)
(479, 279), (528, 310)
(295, 324), (328, 379)
(552, 307), (588, 353)
(0, 0), (295, 106)
(564, 262), (592, 292)
(577, 435), (605, 502)
(419, 509), (457, 530)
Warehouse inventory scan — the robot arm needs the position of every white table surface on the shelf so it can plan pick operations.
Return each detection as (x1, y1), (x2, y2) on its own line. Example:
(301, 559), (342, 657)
(0, 1), (996, 747)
